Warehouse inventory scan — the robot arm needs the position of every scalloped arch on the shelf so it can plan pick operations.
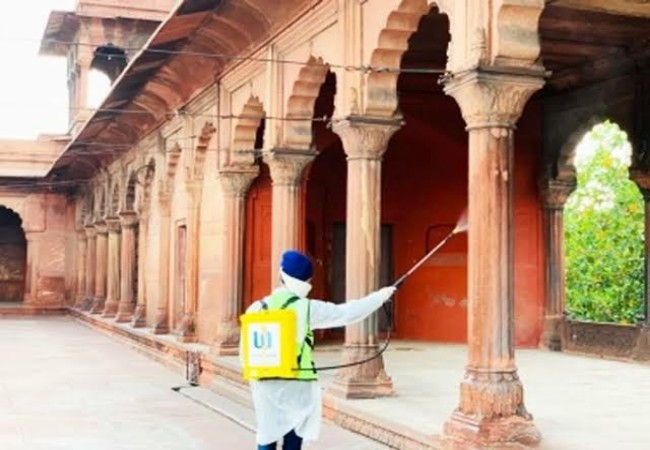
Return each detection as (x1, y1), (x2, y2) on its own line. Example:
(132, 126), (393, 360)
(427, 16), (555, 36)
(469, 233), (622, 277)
(232, 96), (266, 155)
(109, 179), (121, 216)
(554, 118), (634, 183)
(494, 1), (544, 67)
(283, 56), (331, 149)
(365, 0), (450, 118)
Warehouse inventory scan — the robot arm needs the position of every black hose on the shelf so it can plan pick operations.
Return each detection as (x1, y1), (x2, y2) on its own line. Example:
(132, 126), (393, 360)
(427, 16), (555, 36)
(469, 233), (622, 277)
(294, 230), (456, 373)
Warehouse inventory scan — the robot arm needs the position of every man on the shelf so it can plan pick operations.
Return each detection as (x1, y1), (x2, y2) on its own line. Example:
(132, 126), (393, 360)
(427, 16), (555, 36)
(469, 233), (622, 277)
(243, 249), (396, 450)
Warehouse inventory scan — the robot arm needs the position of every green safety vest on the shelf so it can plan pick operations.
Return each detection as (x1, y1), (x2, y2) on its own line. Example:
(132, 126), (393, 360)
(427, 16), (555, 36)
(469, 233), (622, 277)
(261, 291), (318, 381)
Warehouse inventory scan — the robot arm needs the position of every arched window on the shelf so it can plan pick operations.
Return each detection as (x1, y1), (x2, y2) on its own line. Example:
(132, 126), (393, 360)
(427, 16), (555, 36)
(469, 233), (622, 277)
(87, 69), (112, 110)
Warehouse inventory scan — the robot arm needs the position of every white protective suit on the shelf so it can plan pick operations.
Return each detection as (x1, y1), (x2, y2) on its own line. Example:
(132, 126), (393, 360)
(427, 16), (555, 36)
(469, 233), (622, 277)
(244, 271), (395, 445)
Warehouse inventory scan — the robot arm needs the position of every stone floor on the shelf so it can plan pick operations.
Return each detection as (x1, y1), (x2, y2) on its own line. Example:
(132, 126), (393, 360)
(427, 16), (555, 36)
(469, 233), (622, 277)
(218, 341), (650, 450)
(7, 311), (650, 450)
(0, 317), (386, 450)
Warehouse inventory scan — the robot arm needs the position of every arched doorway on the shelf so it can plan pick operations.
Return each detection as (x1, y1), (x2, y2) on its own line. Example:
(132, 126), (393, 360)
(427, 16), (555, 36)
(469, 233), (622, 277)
(0, 206), (27, 303)
(385, 6), (469, 343)
(243, 119), (272, 308)
(564, 120), (643, 324)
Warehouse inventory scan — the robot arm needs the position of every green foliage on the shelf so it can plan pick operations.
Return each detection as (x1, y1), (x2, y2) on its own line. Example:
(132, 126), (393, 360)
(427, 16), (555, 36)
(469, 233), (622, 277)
(564, 121), (645, 324)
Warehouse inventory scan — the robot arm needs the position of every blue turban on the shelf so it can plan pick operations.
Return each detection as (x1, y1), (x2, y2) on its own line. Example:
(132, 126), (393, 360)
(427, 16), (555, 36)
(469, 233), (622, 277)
(280, 250), (313, 282)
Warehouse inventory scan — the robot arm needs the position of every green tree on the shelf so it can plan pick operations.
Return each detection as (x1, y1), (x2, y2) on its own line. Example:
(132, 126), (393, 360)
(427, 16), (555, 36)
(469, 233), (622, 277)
(564, 121), (645, 324)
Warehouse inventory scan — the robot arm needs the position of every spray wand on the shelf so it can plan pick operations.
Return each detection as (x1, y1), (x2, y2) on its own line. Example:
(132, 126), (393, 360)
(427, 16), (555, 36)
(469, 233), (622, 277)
(393, 218), (467, 289)
(303, 210), (468, 373)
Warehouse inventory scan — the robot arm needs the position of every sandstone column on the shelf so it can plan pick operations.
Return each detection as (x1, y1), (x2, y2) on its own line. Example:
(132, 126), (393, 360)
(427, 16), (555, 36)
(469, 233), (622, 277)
(102, 218), (122, 317)
(154, 191), (172, 334)
(81, 225), (97, 311)
(90, 221), (108, 314)
(266, 149), (317, 283)
(211, 167), (258, 355)
(540, 179), (575, 350)
(630, 170), (650, 326)
(328, 117), (401, 399)
(116, 211), (138, 322)
(23, 231), (37, 306)
(177, 180), (202, 342)
(132, 211), (148, 328)
(442, 70), (543, 446)
(73, 231), (88, 308)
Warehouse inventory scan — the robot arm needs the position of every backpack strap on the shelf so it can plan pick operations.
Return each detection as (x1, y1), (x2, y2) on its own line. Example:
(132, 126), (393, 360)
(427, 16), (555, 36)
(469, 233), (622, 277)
(280, 296), (300, 309)
(296, 300), (316, 373)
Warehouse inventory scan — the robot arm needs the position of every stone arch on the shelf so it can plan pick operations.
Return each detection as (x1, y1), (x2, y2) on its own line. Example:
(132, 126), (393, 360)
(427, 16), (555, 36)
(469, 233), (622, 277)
(109, 180), (121, 217)
(95, 185), (106, 220)
(125, 171), (138, 212)
(190, 121), (217, 180)
(283, 56), (331, 149)
(494, 1), (545, 68)
(0, 205), (27, 302)
(86, 195), (94, 224)
(140, 157), (157, 211)
(159, 143), (182, 201)
(365, 0), (451, 118)
(231, 96), (266, 166)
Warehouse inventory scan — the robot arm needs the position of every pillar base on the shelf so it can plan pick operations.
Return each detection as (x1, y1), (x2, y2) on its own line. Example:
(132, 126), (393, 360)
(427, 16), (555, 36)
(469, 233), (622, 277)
(327, 345), (394, 399)
(153, 310), (169, 334)
(540, 314), (565, 351)
(444, 410), (541, 449)
(211, 321), (240, 355)
(444, 369), (540, 448)
(101, 300), (119, 318)
(176, 312), (197, 343)
(131, 304), (147, 328)
(89, 297), (106, 314)
(115, 303), (134, 323)
(78, 297), (94, 311)
(73, 297), (86, 309)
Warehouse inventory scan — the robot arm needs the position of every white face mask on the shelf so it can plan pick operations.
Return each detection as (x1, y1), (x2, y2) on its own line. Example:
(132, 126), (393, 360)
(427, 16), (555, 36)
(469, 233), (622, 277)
(280, 270), (312, 298)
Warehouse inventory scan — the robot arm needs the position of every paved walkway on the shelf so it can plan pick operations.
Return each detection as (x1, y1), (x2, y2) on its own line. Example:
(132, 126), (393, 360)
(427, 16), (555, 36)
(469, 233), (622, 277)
(0, 317), (386, 450)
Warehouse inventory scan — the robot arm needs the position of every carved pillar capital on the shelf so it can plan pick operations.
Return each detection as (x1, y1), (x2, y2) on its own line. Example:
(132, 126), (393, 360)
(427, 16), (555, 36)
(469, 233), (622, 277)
(332, 116), (403, 160)
(94, 221), (108, 236)
(118, 210), (139, 229)
(265, 149), (317, 186)
(540, 178), (577, 209)
(630, 169), (650, 201)
(218, 166), (259, 197)
(105, 217), (122, 234)
(84, 225), (97, 238)
(444, 69), (545, 129)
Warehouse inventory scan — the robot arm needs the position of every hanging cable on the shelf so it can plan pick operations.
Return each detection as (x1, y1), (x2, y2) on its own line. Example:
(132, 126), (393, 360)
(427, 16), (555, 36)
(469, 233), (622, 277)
(37, 37), (447, 75)
(0, 34), (446, 75)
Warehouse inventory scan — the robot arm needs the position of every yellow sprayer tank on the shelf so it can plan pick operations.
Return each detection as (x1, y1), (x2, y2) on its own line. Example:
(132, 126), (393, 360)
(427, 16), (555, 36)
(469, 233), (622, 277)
(240, 309), (298, 380)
